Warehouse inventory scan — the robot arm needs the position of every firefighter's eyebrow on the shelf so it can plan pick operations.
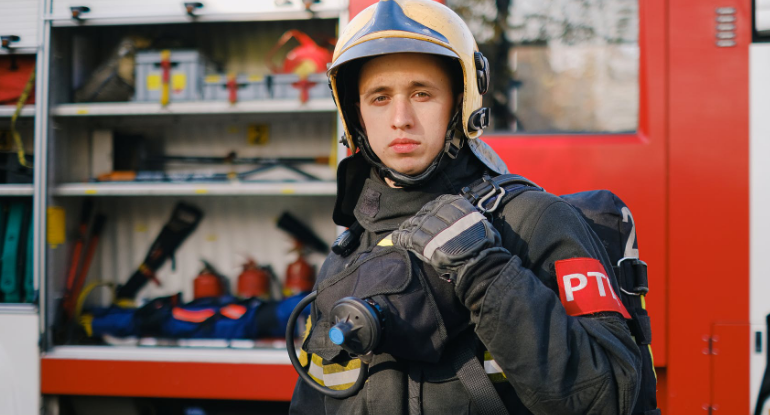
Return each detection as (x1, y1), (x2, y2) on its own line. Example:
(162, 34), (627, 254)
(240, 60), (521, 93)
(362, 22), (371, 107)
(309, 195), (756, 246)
(409, 80), (439, 89)
(361, 85), (391, 97)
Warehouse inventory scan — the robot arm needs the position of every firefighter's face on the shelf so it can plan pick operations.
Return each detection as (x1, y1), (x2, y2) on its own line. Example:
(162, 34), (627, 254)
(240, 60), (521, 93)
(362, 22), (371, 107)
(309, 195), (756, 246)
(357, 53), (456, 176)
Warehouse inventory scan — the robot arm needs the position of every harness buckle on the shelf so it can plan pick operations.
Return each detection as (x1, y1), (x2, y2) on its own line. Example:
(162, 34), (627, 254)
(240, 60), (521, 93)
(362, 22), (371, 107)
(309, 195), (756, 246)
(460, 183), (487, 205)
(445, 130), (463, 160)
(616, 257), (649, 296)
(446, 141), (461, 159)
(477, 180), (506, 214)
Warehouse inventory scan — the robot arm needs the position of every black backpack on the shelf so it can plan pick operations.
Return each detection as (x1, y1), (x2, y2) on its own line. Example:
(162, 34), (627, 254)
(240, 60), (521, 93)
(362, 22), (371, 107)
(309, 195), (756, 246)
(460, 174), (660, 415)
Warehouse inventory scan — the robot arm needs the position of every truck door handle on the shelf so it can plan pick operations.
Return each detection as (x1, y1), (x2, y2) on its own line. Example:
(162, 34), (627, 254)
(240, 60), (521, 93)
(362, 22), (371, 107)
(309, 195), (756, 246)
(70, 6), (90, 20)
(0, 35), (20, 50)
(184, 2), (203, 16)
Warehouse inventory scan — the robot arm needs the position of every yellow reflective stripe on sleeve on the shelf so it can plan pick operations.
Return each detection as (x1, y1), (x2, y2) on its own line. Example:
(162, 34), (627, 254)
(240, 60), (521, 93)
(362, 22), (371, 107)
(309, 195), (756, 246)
(640, 295), (658, 381)
(308, 354), (363, 390)
(648, 344), (657, 381)
(483, 351), (507, 383)
(378, 234), (394, 246)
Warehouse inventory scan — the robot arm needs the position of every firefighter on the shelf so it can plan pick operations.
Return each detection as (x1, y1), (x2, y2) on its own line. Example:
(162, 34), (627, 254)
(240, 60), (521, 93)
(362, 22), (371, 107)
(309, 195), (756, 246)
(289, 0), (642, 413)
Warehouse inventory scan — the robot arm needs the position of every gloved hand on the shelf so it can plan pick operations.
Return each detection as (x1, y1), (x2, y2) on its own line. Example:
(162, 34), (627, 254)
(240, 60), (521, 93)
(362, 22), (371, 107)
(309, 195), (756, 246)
(391, 194), (507, 284)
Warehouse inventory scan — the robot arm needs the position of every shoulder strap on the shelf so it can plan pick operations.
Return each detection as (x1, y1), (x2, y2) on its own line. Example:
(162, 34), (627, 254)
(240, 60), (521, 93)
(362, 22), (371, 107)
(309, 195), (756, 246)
(449, 332), (509, 415)
(441, 174), (546, 415)
(460, 174), (543, 214)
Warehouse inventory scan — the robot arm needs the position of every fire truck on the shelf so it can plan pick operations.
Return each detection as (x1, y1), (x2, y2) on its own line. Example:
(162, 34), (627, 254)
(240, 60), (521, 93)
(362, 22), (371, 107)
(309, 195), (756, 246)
(0, 0), (767, 413)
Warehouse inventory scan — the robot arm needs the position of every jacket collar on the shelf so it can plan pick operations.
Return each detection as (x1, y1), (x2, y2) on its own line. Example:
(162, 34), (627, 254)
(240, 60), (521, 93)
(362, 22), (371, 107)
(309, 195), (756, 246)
(353, 146), (487, 233)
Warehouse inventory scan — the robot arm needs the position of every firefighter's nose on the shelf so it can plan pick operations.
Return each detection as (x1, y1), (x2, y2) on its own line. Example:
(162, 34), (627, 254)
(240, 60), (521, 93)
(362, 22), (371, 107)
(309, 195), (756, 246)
(391, 97), (415, 130)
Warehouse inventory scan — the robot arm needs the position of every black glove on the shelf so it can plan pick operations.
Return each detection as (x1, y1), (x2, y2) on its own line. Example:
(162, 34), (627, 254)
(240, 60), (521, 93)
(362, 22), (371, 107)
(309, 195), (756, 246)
(391, 194), (507, 284)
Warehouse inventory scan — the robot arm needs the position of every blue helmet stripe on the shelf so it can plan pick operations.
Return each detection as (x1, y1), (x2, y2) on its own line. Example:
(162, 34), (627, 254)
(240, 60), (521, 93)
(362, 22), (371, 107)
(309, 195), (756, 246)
(343, 0), (449, 50)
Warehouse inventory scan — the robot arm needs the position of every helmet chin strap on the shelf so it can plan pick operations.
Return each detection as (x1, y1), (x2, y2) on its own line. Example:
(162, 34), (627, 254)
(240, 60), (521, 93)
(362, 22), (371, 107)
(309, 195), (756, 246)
(353, 111), (465, 188)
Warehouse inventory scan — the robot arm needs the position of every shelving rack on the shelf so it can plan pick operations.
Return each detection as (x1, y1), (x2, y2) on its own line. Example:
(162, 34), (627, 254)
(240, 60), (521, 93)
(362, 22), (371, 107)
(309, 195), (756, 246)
(31, 0), (351, 403)
(0, 4), (42, 304)
(0, 185), (35, 196)
(51, 99), (338, 116)
(0, 102), (36, 195)
(0, 1), (45, 413)
(53, 181), (338, 197)
(0, 105), (36, 117)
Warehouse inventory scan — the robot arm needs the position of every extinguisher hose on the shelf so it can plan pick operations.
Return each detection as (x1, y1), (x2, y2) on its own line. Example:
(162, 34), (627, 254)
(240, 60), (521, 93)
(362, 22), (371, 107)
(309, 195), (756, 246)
(285, 290), (368, 399)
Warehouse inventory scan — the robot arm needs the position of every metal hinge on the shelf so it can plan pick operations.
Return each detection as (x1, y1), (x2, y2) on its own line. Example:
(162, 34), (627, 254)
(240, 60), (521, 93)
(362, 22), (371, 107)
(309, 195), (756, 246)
(702, 335), (720, 414)
(702, 334), (720, 355)
(702, 404), (720, 413)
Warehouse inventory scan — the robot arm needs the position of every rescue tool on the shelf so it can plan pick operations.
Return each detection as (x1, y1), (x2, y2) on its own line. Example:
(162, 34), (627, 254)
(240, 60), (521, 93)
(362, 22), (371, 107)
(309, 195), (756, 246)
(61, 200), (93, 316)
(61, 213), (107, 318)
(115, 202), (203, 300)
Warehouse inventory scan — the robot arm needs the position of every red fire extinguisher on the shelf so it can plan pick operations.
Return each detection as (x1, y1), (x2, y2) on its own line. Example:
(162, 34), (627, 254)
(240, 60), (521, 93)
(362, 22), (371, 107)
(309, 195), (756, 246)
(226, 73), (238, 104)
(283, 243), (315, 296)
(266, 30), (334, 103)
(193, 261), (224, 299)
(237, 258), (270, 299)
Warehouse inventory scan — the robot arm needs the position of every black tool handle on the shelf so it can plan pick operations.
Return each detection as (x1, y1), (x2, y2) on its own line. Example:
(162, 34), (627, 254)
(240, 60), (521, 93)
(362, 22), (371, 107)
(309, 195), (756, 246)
(116, 203), (203, 300)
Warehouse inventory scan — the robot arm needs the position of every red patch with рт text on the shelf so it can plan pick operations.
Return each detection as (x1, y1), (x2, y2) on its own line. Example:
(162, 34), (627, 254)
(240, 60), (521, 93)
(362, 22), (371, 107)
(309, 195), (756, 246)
(554, 258), (631, 319)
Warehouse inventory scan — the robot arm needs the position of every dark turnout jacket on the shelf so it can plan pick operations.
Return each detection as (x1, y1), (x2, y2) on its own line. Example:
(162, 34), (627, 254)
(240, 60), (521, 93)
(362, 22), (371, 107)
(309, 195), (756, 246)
(290, 149), (641, 415)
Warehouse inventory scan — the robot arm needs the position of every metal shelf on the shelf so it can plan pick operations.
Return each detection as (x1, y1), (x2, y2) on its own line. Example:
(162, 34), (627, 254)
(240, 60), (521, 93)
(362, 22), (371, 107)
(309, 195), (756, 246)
(54, 181), (337, 196)
(45, 344), (291, 364)
(0, 185), (34, 196)
(0, 304), (37, 314)
(0, 48), (38, 56)
(0, 105), (35, 118)
(42, 345), (298, 400)
(48, 9), (342, 27)
(52, 99), (337, 117)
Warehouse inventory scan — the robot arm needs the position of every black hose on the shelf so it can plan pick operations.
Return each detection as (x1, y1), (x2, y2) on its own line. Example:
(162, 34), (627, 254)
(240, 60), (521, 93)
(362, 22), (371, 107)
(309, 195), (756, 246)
(285, 291), (367, 399)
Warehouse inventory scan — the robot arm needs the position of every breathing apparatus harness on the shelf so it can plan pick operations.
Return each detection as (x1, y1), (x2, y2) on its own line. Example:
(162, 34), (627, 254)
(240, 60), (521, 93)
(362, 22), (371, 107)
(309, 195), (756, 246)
(285, 174), (538, 400)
